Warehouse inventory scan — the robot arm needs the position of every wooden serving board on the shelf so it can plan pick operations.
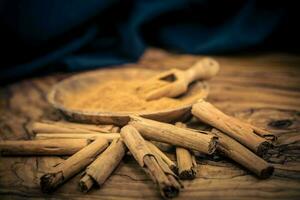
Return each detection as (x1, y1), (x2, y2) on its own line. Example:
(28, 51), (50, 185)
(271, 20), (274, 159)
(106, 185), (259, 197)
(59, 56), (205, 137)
(0, 48), (300, 200)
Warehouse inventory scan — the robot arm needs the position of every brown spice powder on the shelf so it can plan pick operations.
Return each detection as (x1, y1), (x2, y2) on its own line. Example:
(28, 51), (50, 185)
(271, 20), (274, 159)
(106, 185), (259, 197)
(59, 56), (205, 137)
(63, 80), (206, 113)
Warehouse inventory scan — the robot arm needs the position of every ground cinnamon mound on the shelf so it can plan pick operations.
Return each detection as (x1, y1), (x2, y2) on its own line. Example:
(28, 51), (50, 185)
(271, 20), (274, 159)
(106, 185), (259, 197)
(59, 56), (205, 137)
(63, 80), (205, 112)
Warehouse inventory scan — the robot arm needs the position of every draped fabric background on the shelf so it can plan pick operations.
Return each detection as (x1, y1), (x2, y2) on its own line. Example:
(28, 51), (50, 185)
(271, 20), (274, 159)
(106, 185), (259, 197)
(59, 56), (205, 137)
(0, 0), (297, 83)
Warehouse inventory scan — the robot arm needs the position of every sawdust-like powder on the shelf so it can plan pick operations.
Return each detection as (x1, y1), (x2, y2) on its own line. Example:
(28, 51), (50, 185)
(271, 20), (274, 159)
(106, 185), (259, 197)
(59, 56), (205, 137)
(63, 80), (204, 112)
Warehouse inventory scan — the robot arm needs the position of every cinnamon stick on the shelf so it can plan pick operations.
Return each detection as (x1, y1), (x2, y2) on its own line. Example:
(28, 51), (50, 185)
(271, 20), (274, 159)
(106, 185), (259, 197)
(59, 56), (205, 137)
(79, 138), (127, 193)
(35, 133), (120, 142)
(40, 138), (108, 193)
(146, 141), (178, 174)
(42, 120), (120, 133)
(176, 147), (197, 180)
(174, 122), (197, 180)
(48, 120), (120, 133)
(247, 123), (277, 142)
(192, 100), (272, 156)
(121, 125), (182, 199)
(211, 129), (274, 179)
(32, 122), (119, 134)
(0, 139), (91, 156)
(128, 115), (217, 155)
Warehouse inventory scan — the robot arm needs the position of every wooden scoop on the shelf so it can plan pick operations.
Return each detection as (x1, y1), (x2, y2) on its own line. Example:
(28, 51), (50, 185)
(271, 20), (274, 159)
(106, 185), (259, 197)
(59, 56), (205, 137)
(138, 58), (219, 101)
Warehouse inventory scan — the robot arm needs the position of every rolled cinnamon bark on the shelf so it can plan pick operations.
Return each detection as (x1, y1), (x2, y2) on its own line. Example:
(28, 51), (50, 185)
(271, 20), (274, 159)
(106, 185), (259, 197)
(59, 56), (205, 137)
(32, 122), (119, 134)
(192, 100), (273, 156)
(79, 138), (127, 193)
(128, 115), (217, 155)
(146, 141), (178, 174)
(121, 125), (182, 199)
(40, 138), (108, 193)
(176, 147), (197, 180)
(175, 122), (197, 180)
(211, 129), (274, 179)
(0, 139), (91, 156)
(42, 120), (120, 133)
(247, 123), (277, 141)
(35, 133), (120, 142)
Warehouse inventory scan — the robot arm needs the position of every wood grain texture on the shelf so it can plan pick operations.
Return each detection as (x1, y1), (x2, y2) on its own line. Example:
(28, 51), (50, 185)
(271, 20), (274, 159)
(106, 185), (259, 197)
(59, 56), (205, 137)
(0, 48), (300, 199)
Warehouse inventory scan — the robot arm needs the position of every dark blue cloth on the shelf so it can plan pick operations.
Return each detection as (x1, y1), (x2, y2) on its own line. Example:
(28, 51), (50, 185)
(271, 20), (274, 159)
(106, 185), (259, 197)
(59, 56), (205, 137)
(0, 0), (296, 82)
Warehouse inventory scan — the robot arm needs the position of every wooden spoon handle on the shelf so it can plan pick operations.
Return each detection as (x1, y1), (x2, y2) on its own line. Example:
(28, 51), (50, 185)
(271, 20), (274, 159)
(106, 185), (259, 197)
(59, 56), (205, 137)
(184, 58), (219, 84)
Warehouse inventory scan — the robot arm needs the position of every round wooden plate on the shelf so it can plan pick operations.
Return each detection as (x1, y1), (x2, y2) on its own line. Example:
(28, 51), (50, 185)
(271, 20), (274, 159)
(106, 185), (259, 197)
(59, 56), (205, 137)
(48, 67), (209, 125)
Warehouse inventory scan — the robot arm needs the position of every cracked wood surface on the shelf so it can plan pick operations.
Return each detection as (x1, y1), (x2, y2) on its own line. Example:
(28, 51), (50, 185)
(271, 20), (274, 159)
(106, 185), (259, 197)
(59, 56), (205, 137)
(1, 48), (300, 199)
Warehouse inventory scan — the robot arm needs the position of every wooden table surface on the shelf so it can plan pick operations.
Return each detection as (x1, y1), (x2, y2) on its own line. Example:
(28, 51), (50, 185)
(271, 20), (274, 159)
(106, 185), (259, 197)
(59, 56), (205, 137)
(0, 48), (300, 199)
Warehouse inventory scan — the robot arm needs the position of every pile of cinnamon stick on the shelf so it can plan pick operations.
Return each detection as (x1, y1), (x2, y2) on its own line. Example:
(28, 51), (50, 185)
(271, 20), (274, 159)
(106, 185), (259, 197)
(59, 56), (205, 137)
(0, 101), (276, 199)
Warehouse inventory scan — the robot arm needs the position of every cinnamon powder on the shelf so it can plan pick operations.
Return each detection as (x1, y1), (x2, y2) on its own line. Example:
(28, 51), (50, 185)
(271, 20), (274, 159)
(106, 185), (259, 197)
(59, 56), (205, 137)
(63, 80), (207, 112)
